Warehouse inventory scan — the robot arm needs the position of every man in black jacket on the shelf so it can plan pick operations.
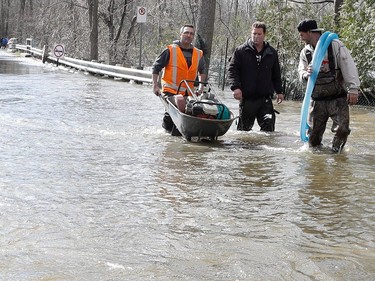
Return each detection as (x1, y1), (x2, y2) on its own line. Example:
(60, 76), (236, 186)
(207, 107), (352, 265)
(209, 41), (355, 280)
(228, 21), (284, 131)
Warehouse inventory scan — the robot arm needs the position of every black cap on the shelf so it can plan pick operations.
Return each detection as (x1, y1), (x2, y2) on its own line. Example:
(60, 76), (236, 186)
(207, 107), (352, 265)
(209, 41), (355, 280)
(297, 19), (324, 32)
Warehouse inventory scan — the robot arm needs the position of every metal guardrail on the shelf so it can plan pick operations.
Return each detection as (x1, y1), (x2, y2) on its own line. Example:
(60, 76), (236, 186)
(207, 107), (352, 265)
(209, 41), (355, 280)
(14, 43), (153, 84)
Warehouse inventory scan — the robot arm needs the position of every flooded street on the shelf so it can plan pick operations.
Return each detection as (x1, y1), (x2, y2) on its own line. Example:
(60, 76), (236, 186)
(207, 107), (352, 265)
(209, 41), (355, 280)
(1, 51), (374, 280)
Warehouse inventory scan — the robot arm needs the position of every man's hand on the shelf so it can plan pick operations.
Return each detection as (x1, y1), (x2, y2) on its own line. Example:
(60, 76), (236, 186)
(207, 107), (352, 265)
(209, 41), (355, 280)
(196, 87), (204, 96)
(233, 88), (242, 100)
(347, 89), (359, 105)
(153, 85), (161, 96)
(276, 93), (284, 104)
(302, 66), (313, 81)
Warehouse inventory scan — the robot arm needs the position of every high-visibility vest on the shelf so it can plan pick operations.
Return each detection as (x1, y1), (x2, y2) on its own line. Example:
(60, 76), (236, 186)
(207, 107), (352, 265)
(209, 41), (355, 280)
(162, 44), (203, 95)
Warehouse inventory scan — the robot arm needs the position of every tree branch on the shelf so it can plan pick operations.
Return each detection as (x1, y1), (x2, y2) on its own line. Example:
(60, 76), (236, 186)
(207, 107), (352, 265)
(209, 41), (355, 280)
(288, 0), (333, 4)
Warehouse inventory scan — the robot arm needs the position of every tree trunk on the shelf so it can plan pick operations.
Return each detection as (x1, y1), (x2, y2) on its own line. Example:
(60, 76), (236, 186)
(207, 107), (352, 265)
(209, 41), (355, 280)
(112, 0), (129, 65)
(231, 0), (239, 53)
(88, 0), (99, 61)
(17, 0), (26, 40)
(101, 0), (115, 64)
(0, 0), (11, 35)
(121, 15), (137, 67)
(194, 0), (216, 76)
(334, 0), (344, 30)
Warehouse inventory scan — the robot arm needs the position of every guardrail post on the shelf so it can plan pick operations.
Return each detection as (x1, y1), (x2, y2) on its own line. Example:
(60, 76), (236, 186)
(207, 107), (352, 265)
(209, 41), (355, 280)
(42, 45), (49, 63)
(135, 66), (144, 84)
(26, 38), (32, 55)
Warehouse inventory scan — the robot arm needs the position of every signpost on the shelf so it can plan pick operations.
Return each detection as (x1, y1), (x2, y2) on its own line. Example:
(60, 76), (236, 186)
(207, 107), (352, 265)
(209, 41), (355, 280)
(53, 44), (65, 66)
(136, 6), (147, 70)
(137, 6), (147, 23)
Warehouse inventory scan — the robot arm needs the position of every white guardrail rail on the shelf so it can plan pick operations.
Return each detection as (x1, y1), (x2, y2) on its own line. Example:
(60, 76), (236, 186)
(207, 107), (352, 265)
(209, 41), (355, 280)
(14, 43), (153, 84)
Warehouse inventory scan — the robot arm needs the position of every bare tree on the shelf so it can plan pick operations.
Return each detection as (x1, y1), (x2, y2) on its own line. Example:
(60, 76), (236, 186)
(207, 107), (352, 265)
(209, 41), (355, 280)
(100, 0), (136, 65)
(334, 0), (344, 28)
(120, 15), (137, 67)
(88, 0), (98, 61)
(194, 0), (216, 75)
(17, 0), (26, 39)
(0, 0), (11, 36)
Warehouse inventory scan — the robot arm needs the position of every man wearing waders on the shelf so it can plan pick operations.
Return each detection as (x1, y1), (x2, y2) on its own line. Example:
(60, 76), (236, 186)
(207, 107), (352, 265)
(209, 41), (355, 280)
(297, 19), (360, 153)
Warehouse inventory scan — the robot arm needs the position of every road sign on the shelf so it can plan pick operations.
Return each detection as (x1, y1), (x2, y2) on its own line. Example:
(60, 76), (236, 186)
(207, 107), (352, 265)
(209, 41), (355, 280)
(137, 6), (147, 23)
(53, 44), (65, 59)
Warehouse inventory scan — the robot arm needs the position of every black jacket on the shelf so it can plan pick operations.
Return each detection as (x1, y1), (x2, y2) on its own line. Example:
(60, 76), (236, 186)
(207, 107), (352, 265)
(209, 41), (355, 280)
(227, 39), (283, 100)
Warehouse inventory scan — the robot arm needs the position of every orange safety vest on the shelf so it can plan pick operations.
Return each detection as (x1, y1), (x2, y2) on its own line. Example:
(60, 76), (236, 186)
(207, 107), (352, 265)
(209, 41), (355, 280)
(162, 44), (203, 95)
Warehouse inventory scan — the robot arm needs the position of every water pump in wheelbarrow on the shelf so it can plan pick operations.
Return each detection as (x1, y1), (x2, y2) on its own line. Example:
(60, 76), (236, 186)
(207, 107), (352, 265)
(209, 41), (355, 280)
(185, 91), (230, 120)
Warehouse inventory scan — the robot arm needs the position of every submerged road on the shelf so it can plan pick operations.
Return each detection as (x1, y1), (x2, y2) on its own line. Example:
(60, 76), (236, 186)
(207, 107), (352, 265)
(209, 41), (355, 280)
(1, 50), (375, 280)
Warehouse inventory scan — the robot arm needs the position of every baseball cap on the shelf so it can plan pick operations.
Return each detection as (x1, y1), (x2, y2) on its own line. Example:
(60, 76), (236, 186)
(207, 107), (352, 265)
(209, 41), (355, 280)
(297, 19), (324, 32)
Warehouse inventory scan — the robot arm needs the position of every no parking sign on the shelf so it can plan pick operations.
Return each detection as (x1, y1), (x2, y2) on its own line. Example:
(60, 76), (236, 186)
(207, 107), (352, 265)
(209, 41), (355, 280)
(137, 6), (147, 23)
(53, 44), (65, 59)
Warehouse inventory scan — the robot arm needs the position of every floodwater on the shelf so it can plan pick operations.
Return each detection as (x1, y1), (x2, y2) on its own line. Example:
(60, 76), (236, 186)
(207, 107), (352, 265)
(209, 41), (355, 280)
(0, 50), (374, 281)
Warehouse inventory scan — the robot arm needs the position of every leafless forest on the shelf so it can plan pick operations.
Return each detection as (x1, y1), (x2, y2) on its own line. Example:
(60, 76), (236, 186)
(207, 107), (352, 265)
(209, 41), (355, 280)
(1, 0), (374, 101)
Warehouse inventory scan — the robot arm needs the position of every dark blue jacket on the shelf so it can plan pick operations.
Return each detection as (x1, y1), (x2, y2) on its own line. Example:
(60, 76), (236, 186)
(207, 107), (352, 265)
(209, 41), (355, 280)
(228, 39), (283, 100)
